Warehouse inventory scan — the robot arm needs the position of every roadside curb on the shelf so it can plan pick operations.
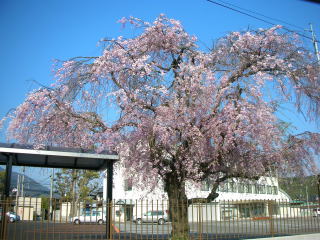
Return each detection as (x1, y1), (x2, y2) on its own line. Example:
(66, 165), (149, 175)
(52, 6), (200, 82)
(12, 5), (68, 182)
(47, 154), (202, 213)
(246, 233), (320, 240)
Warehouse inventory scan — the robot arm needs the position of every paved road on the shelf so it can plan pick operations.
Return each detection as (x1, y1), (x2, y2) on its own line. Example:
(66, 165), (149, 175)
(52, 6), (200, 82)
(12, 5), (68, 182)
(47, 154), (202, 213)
(249, 233), (320, 240)
(1, 217), (320, 240)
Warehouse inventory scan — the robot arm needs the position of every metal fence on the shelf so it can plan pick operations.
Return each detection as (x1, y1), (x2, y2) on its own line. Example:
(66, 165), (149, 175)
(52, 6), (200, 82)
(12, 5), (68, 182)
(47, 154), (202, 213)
(0, 197), (320, 240)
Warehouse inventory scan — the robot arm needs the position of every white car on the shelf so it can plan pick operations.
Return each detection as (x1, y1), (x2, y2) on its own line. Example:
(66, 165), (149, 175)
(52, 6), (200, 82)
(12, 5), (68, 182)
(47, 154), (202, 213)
(0, 212), (21, 223)
(71, 211), (106, 224)
(133, 210), (168, 225)
(313, 208), (320, 217)
(7, 212), (21, 223)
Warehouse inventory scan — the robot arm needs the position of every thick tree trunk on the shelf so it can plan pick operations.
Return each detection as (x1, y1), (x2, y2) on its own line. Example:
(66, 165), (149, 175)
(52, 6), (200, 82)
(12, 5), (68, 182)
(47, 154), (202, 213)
(164, 174), (189, 240)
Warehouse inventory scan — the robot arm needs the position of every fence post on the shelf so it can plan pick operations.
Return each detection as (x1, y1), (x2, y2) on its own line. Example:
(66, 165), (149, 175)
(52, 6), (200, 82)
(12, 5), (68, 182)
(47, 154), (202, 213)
(198, 200), (202, 240)
(268, 200), (274, 237)
(0, 197), (9, 240)
(1, 154), (13, 240)
(106, 160), (114, 240)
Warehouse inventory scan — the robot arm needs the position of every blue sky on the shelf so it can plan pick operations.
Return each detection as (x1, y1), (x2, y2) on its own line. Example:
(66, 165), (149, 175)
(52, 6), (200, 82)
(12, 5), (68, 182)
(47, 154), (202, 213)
(0, 0), (319, 184)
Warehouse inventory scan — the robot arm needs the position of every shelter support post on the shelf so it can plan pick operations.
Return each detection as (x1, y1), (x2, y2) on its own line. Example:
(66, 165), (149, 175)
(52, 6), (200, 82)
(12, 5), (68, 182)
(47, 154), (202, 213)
(4, 154), (12, 197)
(106, 160), (114, 240)
(1, 154), (13, 240)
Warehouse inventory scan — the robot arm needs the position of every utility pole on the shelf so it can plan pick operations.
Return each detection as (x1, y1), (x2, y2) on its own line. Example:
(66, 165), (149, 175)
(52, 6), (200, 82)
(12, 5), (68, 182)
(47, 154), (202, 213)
(21, 167), (25, 197)
(309, 23), (320, 64)
(71, 170), (77, 217)
(306, 185), (309, 211)
(309, 24), (320, 208)
(15, 175), (20, 212)
(318, 174), (320, 207)
(49, 168), (54, 221)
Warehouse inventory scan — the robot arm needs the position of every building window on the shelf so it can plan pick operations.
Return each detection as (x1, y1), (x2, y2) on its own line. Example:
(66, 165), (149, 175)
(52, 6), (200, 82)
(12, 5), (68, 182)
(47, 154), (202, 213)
(229, 182), (236, 192)
(272, 186), (278, 195)
(267, 185), (273, 194)
(201, 180), (210, 191)
(252, 203), (266, 217)
(239, 204), (251, 218)
(245, 184), (252, 193)
(271, 204), (280, 215)
(258, 185), (266, 194)
(238, 183), (245, 193)
(219, 182), (228, 192)
(124, 179), (133, 191)
(252, 184), (259, 194)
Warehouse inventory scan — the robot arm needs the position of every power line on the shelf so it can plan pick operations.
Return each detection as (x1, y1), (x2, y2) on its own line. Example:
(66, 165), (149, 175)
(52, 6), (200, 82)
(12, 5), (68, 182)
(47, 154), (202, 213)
(206, 0), (318, 42)
(214, 0), (306, 31)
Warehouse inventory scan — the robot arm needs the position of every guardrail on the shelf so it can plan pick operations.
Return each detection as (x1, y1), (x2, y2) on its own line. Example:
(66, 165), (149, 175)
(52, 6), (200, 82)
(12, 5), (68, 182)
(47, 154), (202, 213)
(0, 197), (319, 240)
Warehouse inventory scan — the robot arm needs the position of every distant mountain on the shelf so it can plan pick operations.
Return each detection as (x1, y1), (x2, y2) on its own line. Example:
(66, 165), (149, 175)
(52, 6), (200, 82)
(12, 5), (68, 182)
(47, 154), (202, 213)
(0, 167), (51, 197)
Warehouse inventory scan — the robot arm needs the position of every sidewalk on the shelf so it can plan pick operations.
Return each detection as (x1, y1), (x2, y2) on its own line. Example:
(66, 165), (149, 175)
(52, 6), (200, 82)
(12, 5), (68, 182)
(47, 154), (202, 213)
(248, 233), (320, 240)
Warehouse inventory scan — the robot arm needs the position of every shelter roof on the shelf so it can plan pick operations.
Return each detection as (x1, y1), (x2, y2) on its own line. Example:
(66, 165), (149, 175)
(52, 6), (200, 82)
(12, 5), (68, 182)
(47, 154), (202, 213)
(0, 143), (118, 171)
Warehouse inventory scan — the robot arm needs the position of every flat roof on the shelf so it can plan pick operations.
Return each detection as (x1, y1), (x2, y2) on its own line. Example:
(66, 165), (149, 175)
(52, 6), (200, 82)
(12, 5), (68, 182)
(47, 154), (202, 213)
(0, 143), (118, 171)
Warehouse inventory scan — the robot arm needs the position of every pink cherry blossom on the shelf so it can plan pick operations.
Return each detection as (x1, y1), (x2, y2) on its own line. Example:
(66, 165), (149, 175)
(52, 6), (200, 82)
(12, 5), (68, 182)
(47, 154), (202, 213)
(2, 15), (320, 238)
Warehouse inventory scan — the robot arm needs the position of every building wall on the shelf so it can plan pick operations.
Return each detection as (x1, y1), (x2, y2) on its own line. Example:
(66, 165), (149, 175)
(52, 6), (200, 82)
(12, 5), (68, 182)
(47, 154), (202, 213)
(103, 166), (167, 201)
(188, 202), (220, 222)
(103, 167), (291, 202)
(16, 197), (42, 220)
(102, 167), (292, 222)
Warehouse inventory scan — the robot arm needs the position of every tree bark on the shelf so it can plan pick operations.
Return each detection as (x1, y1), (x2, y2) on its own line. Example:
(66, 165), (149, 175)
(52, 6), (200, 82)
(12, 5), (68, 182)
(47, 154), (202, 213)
(164, 173), (189, 240)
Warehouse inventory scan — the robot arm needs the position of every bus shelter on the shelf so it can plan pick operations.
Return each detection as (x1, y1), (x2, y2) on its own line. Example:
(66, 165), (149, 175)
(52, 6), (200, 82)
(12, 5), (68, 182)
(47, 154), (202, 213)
(0, 143), (118, 240)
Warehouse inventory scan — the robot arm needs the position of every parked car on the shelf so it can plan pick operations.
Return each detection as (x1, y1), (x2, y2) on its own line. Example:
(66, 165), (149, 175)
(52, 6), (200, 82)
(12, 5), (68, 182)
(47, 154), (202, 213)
(313, 208), (320, 217)
(133, 210), (168, 225)
(6, 212), (21, 223)
(71, 211), (105, 224)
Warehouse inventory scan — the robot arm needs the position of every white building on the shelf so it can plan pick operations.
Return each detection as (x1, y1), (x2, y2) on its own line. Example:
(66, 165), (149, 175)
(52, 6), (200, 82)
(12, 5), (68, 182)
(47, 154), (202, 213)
(15, 197), (42, 221)
(103, 167), (292, 221)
